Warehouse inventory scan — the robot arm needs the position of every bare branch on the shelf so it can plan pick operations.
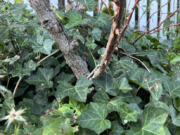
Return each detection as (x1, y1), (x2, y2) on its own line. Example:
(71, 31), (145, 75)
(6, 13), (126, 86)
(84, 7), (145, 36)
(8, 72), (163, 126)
(133, 7), (180, 44)
(88, 0), (140, 80)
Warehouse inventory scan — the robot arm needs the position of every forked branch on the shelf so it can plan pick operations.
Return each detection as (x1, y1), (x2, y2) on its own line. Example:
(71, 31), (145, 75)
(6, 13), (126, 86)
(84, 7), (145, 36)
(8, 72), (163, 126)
(88, 0), (140, 80)
(29, 0), (89, 79)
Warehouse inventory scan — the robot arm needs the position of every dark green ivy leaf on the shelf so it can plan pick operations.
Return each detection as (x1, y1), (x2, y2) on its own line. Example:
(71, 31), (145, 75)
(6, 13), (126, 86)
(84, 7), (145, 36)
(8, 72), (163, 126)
(77, 102), (111, 134)
(110, 121), (124, 135)
(12, 60), (37, 77)
(163, 80), (180, 98)
(91, 27), (102, 41)
(56, 77), (92, 102)
(26, 68), (54, 90)
(114, 77), (133, 93)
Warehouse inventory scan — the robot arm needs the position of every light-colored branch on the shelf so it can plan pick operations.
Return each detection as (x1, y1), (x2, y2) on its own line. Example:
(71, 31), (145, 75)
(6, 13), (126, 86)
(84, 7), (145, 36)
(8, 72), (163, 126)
(13, 77), (22, 97)
(88, 0), (140, 80)
(101, 0), (112, 17)
(120, 52), (150, 73)
(37, 49), (60, 64)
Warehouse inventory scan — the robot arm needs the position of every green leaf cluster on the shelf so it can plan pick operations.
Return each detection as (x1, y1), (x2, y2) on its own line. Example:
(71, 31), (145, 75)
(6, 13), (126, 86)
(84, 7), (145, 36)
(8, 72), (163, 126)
(0, 1), (180, 135)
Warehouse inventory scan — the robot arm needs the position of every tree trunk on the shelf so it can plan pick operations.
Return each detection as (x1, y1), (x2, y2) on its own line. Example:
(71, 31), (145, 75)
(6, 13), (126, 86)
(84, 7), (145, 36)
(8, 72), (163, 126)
(29, 0), (89, 79)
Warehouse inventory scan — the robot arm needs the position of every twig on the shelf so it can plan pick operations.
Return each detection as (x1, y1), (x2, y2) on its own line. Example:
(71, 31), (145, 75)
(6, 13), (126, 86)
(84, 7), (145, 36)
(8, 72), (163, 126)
(117, 0), (140, 43)
(149, 23), (180, 34)
(101, 0), (112, 17)
(133, 7), (180, 44)
(37, 49), (60, 64)
(120, 52), (150, 73)
(146, 0), (170, 28)
(13, 49), (60, 97)
(13, 77), (22, 97)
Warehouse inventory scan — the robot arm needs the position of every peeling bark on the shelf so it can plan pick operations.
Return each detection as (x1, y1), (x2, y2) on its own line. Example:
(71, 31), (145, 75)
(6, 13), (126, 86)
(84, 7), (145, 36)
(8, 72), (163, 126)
(88, 0), (126, 79)
(29, 0), (89, 79)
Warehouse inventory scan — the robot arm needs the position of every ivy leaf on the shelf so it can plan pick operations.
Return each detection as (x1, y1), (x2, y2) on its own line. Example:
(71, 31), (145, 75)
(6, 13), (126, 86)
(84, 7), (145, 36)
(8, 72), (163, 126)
(94, 73), (119, 96)
(110, 57), (138, 77)
(136, 50), (168, 73)
(77, 0), (97, 11)
(163, 80), (180, 98)
(26, 68), (54, 90)
(128, 68), (164, 100)
(170, 55), (180, 65)
(91, 28), (102, 41)
(58, 98), (86, 118)
(23, 60), (38, 75)
(42, 39), (55, 55)
(41, 117), (78, 135)
(77, 103), (111, 134)
(0, 85), (8, 92)
(118, 103), (141, 124)
(32, 31), (55, 55)
(107, 96), (141, 124)
(107, 96), (128, 112)
(85, 37), (97, 50)
(76, 128), (96, 135)
(95, 13), (111, 29)
(3, 55), (20, 65)
(114, 77), (132, 93)
(12, 60), (37, 77)
(169, 105), (180, 126)
(141, 107), (168, 135)
(110, 121), (124, 135)
(56, 77), (92, 102)
(65, 12), (88, 29)
(93, 91), (110, 104)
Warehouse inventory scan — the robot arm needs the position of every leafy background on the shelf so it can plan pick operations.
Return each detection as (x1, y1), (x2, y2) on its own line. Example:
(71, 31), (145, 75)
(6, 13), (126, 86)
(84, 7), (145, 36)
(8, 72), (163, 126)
(0, 0), (180, 134)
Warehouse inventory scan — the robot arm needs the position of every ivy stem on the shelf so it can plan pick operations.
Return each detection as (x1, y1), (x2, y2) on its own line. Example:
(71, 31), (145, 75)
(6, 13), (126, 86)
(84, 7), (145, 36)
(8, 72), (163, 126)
(88, 47), (97, 66)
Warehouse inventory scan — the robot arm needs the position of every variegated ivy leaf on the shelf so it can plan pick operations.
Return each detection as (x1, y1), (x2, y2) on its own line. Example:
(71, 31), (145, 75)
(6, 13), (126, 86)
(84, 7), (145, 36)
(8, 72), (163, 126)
(128, 68), (167, 100)
(140, 107), (169, 135)
(107, 96), (141, 124)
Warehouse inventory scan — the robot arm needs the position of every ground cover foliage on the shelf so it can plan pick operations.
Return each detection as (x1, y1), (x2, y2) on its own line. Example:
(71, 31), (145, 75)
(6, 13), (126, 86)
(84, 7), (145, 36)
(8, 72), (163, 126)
(0, 1), (180, 134)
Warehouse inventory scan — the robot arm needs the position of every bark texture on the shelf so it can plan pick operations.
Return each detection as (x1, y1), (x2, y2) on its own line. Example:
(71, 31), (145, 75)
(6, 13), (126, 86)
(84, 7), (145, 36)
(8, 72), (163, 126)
(29, 0), (89, 79)
(88, 0), (126, 79)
